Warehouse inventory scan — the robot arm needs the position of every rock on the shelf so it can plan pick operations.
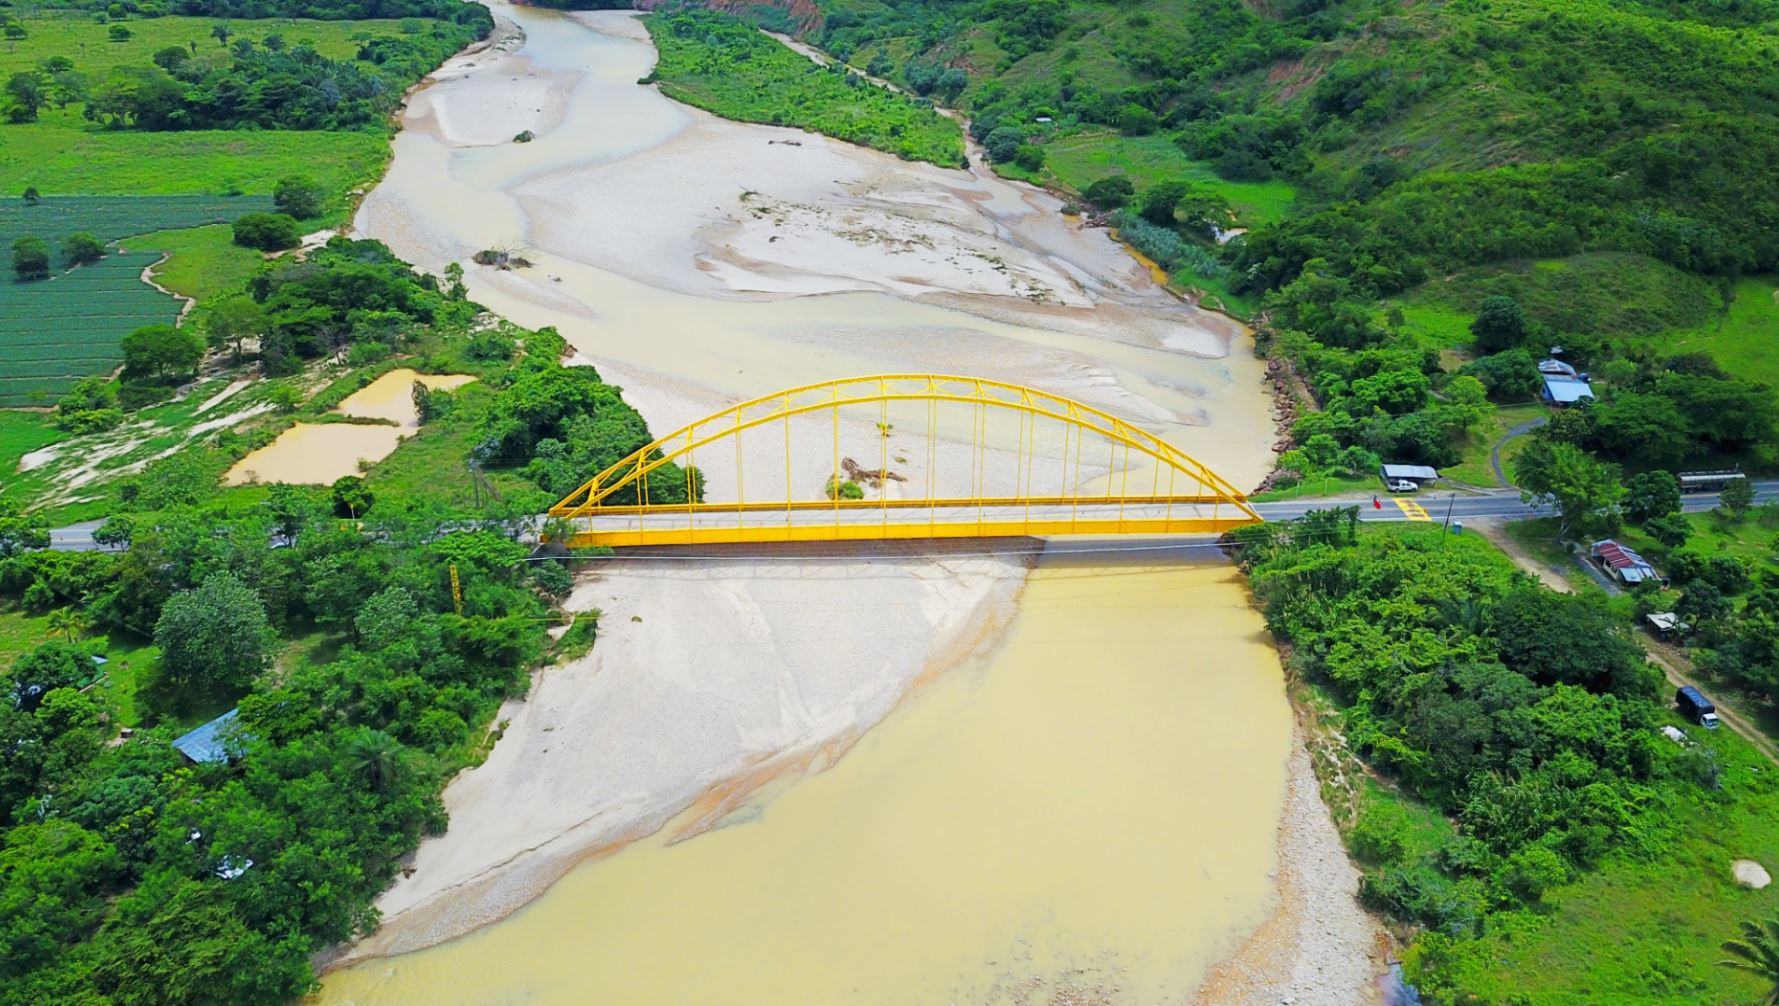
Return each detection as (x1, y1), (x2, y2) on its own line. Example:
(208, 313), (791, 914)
(1734, 859), (1771, 889)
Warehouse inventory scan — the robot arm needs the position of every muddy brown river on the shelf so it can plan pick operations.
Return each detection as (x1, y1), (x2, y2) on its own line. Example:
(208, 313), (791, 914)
(313, 5), (1375, 1003)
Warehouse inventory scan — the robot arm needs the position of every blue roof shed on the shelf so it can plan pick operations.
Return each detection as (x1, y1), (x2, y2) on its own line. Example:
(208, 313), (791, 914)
(1542, 375), (1597, 406)
(172, 708), (246, 764)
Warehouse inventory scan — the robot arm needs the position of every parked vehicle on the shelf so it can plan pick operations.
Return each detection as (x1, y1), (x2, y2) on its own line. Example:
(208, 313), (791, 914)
(1677, 470), (1745, 494)
(1386, 479), (1419, 493)
(1676, 685), (1721, 729)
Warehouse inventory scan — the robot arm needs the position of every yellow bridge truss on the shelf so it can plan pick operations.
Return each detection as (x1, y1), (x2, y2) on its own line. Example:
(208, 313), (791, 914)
(546, 374), (1260, 547)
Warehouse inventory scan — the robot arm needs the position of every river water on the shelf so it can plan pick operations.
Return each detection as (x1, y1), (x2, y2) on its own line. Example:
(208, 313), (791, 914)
(318, 559), (1291, 1004)
(313, 4), (1319, 1002)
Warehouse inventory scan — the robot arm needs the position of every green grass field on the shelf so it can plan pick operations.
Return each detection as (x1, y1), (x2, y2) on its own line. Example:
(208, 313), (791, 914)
(1415, 717), (1779, 1004)
(0, 12), (401, 202)
(1023, 131), (1296, 228)
(1669, 277), (1779, 389)
(648, 10), (965, 167)
(0, 127), (390, 201)
(1444, 402), (1547, 487)
(126, 223), (265, 302)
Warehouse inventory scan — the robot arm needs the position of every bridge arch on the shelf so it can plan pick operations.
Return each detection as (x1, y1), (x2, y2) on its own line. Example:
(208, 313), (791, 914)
(547, 374), (1259, 546)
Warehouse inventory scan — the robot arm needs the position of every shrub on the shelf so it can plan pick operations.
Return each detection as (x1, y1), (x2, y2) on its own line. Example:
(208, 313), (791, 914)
(231, 213), (302, 252)
(272, 176), (325, 220)
(1082, 176), (1134, 209)
(11, 235), (50, 281)
(62, 232), (106, 266)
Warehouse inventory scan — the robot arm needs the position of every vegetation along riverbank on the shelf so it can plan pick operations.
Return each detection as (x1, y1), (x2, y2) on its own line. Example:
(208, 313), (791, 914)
(2, 0), (1778, 1001)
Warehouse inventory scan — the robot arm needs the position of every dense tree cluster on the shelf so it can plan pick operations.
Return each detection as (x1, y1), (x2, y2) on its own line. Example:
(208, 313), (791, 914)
(0, 255), (673, 999)
(0, 498), (555, 1003)
(45, 25), (481, 132)
(1232, 519), (1723, 996)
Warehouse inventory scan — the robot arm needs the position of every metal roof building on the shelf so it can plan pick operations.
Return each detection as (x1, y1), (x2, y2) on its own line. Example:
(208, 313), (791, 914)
(1591, 540), (1658, 585)
(1380, 464), (1439, 483)
(1542, 375), (1597, 406)
(172, 708), (246, 765)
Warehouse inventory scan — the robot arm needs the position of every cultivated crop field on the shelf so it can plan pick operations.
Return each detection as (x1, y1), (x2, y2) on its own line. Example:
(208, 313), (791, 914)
(1, 193), (273, 247)
(1, 195), (275, 404)
(0, 251), (177, 404)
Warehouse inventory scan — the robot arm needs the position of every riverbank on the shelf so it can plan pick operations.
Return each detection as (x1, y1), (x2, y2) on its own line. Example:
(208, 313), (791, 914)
(328, 542), (1030, 965)
(1194, 718), (1386, 1006)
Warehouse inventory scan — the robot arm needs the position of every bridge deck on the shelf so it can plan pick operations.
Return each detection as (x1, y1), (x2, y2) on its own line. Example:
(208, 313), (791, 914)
(562, 500), (1259, 547)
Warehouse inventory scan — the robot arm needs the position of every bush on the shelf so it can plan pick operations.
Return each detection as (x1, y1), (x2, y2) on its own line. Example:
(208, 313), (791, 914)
(1082, 176), (1134, 209)
(983, 126), (1027, 162)
(1117, 103), (1158, 136)
(272, 176), (325, 220)
(62, 233), (106, 267)
(11, 235), (50, 281)
(231, 213), (302, 252)
(1012, 143), (1044, 171)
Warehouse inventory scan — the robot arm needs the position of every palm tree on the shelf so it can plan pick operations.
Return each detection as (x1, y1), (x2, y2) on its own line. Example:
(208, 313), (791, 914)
(346, 730), (406, 795)
(1721, 915), (1779, 1005)
(46, 608), (87, 644)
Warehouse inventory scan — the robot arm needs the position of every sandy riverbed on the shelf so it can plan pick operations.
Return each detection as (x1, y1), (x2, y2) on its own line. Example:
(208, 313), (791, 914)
(329, 543), (1028, 965)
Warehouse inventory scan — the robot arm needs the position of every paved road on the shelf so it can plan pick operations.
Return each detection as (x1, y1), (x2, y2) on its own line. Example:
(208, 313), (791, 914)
(1490, 416), (1547, 487)
(1252, 480), (1779, 526)
(44, 482), (1779, 551)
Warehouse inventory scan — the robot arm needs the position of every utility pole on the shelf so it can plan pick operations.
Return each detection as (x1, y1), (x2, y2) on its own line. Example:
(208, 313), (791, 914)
(1442, 492), (1457, 535)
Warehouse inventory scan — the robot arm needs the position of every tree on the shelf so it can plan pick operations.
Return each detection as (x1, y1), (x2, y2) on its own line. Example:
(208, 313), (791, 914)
(1470, 295), (1529, 354)
(1515, 439), (1623, 541)
(1492, 587), (1646, 692)
(151, 572), (275, 704)
(1592, 393), (1692, 466)
(345, 728), (407, 795)
(1138, 179), (1191, 227)
(91, 514), (133, 550)
(1117, 102), (1158, 135)
(6, 71), (46, 122)
(150, 45), (188, 71)
(210, 23), (231, 47)
(22, 186), (39, 205)
(120, 324), (204, 381)
(332, 475), (373, 518)
(231, 212), (301, 251)
(11, 235), (49, 281)
(1645, 513), (1691, 548)
(1720, 476), (1755, 520)
(1623, 470), (1680, 523)
(1720, 915), (1779, 1006)
(4, 23), (27, 41)
(1081, 175), (1134, 209)
(0, 503), (48, 557)
(982, 126), (1026, 162)
(272, 175), (324, 220)
(356, 586), (419, 652)
(203, 297), (263, 361)
(45, 607), (87, 644)
(61, 232), (104, 266)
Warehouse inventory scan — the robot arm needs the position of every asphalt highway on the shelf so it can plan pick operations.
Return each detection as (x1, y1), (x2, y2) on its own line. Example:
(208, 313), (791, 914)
(43, 481), (1779, 552)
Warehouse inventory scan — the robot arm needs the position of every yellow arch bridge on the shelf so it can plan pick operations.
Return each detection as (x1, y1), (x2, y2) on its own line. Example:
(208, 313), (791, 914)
(546, 374), (1260, 548)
